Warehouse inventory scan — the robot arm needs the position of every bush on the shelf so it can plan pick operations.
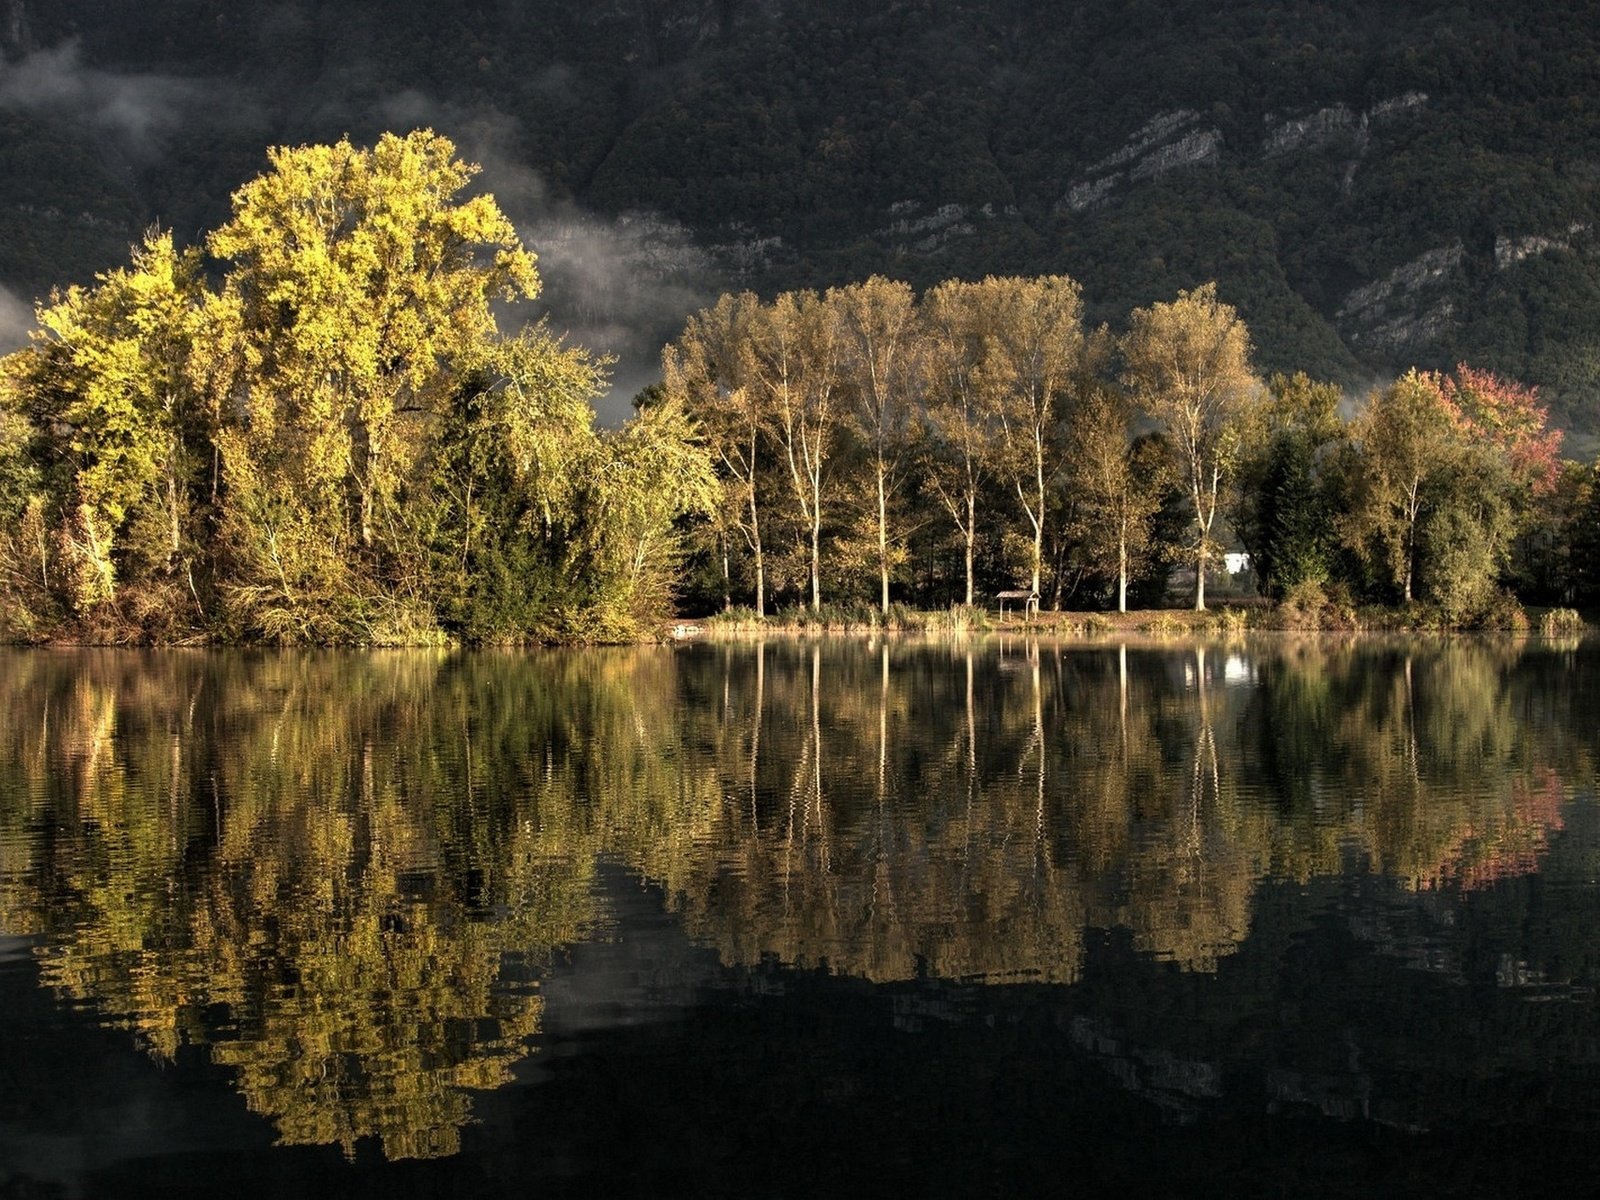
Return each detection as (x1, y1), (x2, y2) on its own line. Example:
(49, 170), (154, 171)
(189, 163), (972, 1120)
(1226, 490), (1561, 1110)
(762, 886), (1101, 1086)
(706, 605), (766, 630)
(1207, 606), (1250, 636)
(1474, 591), (1530, 633)
(1141, 612), (1185, 636)
(1273, 579), (1358, 631)
(1539, 607), (1586, 635)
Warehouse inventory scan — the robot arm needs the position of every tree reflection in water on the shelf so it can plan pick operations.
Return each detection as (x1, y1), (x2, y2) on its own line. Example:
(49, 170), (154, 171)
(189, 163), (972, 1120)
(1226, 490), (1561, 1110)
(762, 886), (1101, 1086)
(0, 637), (1593, 1159)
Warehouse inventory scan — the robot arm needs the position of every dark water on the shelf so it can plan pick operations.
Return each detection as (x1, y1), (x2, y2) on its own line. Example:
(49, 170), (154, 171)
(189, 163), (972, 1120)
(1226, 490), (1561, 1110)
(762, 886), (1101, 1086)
(1, 636), (1598, 1197)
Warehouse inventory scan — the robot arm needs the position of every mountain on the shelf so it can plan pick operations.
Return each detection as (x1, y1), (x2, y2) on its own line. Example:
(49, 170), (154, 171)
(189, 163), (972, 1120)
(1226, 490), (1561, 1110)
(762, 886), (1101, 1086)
(4, 0), (1600, 439)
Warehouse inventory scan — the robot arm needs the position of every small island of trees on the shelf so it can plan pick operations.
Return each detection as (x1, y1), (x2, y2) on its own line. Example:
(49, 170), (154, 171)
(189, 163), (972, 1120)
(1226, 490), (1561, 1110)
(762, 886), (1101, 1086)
(1, 129), (1596, 644)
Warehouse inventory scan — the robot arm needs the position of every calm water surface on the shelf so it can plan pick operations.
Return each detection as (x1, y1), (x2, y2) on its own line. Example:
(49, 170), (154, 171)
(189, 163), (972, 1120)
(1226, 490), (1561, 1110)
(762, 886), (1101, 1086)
(1, 636), (1598, 1197)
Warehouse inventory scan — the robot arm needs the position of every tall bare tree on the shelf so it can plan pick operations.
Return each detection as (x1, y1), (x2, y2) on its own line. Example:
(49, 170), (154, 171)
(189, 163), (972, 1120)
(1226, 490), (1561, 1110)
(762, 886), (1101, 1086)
(1066, 388), (1174, 612)
(751, 290), (843, 611)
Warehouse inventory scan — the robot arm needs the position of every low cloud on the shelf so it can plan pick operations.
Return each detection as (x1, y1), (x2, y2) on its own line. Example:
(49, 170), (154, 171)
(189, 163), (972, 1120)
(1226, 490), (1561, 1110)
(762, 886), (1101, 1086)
(0, 40), (203, 159)
(374, 93), (722, 423)
(0, 283), (33, 352)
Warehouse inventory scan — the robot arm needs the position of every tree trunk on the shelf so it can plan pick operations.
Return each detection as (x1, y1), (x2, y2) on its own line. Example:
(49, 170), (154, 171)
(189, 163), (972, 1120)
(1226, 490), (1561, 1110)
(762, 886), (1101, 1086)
(964, 492), (976, 607)
(749, 487), (766, 618)
(1118, 532), (1128, 613)
(878, 462), (889, 615)
(810, 517), (821, 610)
(721, 531), (731, 612)
(1194, 540), (1207, 611)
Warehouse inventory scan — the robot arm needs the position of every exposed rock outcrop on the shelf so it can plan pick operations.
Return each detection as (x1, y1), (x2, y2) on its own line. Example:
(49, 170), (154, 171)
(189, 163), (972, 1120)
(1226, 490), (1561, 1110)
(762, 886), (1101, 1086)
(1263, 92), (1428, 158)
(1494, 222), (1591, 269)
(1337, 243), (1464, 353)
(1058, 111), (1221, 213)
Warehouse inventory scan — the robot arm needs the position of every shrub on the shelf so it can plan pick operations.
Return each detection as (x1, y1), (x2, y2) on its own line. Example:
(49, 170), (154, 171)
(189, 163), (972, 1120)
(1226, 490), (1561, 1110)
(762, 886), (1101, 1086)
(1207, 606), (1249, 636)
(1141, 612), (1185, 636)
(706, 605), (765, 630)
(1539, 607), (1586, 635)
(1475, 591), (1530, 633)
(1274, 579), (1358, 630)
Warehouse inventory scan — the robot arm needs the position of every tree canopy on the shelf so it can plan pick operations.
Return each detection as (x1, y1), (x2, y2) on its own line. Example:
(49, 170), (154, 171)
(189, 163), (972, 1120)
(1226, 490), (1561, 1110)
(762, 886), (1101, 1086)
(0, 130), (714, 644)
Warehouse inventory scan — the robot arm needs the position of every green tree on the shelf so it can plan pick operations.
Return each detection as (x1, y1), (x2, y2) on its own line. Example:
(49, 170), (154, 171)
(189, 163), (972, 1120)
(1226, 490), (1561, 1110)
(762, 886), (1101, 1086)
(204, 130), (536, 635)
(1121, 283), (1258, 611)
(1234, 372), (1346, 601)
(579, 398), (719, 629)
(1337, 370), (1460, 606)
(424, 329), (608, 642)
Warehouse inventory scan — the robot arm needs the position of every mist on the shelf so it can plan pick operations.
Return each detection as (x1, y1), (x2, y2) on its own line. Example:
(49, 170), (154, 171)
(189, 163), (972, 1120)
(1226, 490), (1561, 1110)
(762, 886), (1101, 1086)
(0, 40), (726, 424)
(0, 282), (32, 351)
(375, 93), (721, 424)
(0, 40), (202, 160)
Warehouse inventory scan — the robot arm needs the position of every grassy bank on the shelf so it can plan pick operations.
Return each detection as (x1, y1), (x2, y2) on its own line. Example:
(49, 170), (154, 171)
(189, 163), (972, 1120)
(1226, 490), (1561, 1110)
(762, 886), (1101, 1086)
(685, 598), (1593, 638)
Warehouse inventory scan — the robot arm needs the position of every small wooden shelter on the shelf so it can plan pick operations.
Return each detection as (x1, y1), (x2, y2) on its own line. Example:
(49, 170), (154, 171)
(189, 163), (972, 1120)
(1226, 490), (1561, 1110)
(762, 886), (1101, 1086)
(997, 589), (1039, 621)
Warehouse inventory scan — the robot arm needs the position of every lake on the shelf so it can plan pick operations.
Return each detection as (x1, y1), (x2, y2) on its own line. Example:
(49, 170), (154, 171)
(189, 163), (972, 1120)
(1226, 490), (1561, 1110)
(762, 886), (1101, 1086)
(1, 636), (1597, 1197)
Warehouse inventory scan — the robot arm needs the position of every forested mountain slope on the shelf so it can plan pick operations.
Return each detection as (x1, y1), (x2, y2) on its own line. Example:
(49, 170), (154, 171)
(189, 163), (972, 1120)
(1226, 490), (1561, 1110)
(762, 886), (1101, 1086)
(4, 0), (1600, 432)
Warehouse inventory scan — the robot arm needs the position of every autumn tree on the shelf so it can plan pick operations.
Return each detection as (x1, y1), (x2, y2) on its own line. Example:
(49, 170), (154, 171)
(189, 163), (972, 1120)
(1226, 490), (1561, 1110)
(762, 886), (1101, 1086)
(0, 231), (211, 630)
(834, 277), (921, 615)
(1427, 365), (1562, 619)
(1065, 388), (1174, 612)
(750, 289), (843, 610)
(663, 291), (771, 615)
(920, 279), (1003, 607)
(204, 129), (537, 635)
(1121, 283), (1258, 611)
(981, 275), (1088, 601)
(2, 130), (712, 644)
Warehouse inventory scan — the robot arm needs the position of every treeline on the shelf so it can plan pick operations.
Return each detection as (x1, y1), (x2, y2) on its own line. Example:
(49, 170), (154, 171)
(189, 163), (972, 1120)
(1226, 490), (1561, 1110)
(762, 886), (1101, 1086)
(0, 130), (715, 645)
(664, 277), (1597, 625)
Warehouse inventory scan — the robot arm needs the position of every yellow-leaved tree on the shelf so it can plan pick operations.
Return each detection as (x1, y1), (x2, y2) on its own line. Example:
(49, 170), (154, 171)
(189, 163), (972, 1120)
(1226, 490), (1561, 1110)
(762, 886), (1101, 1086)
(203, 129), (538, 640)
